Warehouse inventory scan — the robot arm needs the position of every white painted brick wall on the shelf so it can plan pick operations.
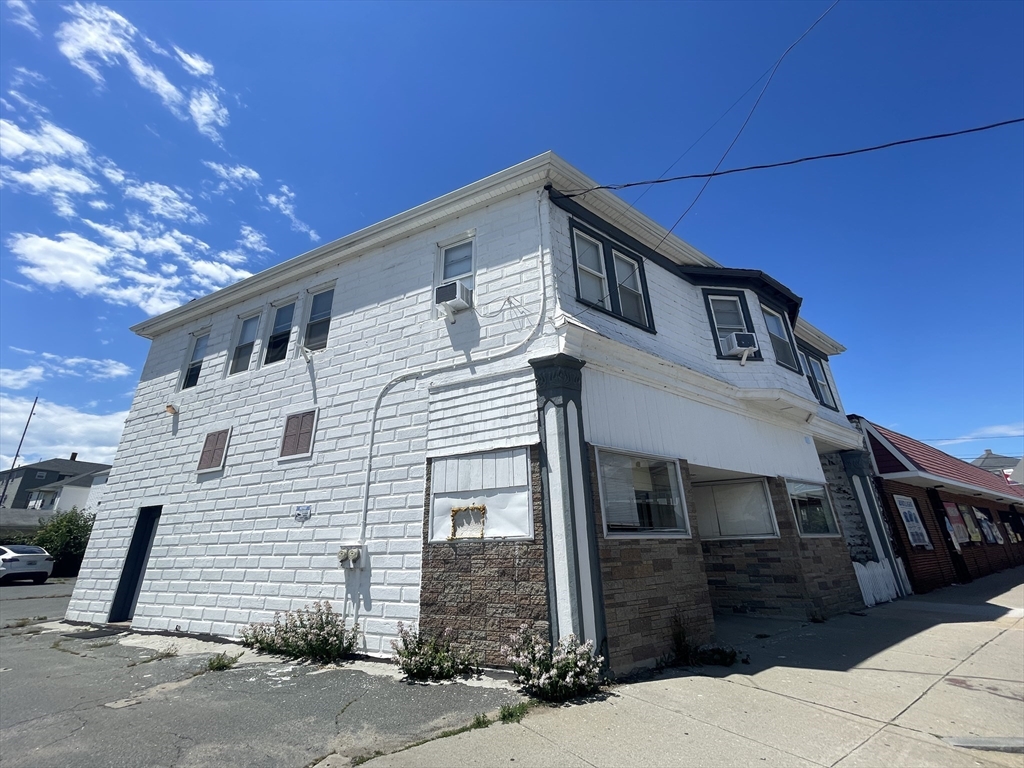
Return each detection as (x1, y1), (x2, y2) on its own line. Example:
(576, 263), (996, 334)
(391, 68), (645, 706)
(68, 190), (557, 656)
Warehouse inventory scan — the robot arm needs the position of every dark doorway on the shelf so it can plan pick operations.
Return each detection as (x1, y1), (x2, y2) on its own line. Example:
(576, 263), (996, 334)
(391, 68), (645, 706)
(109, 506), (162, 622)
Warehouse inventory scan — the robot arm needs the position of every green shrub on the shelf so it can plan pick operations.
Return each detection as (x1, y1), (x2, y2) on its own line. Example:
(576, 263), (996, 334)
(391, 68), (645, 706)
(239, 601), (360, 664)
(499, 702), (532, 723)
(33, 507), (95, 577)
(502, 624), (604, 702)
(206, 651), (241, 671)
(390, 622), (477, 681)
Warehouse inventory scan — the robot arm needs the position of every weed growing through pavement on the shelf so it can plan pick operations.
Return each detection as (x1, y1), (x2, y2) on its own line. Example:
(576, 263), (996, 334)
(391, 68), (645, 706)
(206, 651), (241, 671)
(240, 601), (360, 664)
(390, 622), (477, 681)
(499, 701), (533, 723)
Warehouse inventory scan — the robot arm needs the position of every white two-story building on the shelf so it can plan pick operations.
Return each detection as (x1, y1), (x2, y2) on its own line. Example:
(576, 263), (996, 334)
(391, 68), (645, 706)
(68, 153), (876, 673)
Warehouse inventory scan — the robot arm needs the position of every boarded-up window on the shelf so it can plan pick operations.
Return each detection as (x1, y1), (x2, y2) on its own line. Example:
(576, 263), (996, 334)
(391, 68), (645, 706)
(430, 448), (530, 541)
(281, 410), (316, 457)
(197, 429), (229, 471)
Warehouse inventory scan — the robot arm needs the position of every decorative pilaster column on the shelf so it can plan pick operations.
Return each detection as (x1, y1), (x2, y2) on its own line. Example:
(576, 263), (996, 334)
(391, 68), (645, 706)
(530, 354), (606, 654)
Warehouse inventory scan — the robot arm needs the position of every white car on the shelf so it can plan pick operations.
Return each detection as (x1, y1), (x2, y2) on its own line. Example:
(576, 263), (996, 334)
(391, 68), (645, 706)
(0, 545), (54, 584)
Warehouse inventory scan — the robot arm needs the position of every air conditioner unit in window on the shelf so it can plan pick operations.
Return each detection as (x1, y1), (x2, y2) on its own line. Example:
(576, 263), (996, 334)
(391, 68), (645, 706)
(435, 280), (473, 322)
(724, 332), (758, 357)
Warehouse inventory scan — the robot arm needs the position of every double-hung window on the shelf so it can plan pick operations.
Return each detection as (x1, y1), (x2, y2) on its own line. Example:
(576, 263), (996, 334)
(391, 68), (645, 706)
(703, 290), (759, 359)
(799, 350), (837, 409)
(182, 333), (209, 389)
(441, 240), (474, 286)
(788, 480), (840, 536)
(571, 224), (653, 330)
(761, 305), (799, 371)
(596, 449), (688, 536)
(304, 289), (334, 351)
(264, 302), (294, 365)
(229, 315), (260, 374)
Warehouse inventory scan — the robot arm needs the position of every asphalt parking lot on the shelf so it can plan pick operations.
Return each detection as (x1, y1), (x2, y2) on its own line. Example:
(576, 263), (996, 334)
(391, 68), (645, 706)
(0, 589), (521, 768)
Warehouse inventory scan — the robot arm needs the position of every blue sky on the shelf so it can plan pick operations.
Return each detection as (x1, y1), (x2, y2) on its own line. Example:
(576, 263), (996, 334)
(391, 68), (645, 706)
(1, 0), (1021, 469)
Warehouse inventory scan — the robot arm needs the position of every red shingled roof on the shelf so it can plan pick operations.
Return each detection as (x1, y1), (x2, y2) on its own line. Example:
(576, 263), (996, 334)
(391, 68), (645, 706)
(871, 422), (1024, 500)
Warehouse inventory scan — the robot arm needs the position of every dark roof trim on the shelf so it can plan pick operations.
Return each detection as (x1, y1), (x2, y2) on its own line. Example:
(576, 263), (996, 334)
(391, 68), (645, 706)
(548, 186), (803, 323)
(797, 338), (832, 361)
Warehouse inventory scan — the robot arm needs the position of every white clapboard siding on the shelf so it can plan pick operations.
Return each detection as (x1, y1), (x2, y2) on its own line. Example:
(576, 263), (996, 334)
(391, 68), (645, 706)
(427, 370), (537, 456)
(582, 368), (826, 483)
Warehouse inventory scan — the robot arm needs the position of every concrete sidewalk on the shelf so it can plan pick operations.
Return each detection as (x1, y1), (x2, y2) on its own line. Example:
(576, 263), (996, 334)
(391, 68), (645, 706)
(362, 567), (1024, 768)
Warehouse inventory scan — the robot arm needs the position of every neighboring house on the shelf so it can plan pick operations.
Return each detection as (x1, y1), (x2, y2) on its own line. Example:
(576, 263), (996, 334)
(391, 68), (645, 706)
(0, 455), (111, 509)
(70, 153), (882, 674)
(971, 449), (1021, 482)
(1011, 458), (1024, 486)
(26, 468), (111, 513)
(852, 417), (1024, 594)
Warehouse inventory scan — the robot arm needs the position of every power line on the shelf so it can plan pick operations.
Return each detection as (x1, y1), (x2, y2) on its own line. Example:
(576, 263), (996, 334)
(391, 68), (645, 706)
(651, 0), (841, 249)
(561, 117), (1024, 199)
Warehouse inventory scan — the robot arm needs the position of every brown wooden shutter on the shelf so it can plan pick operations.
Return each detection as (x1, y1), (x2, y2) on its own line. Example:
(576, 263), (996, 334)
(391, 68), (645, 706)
(198, 429), (228, 470)
(211, 430), (229, 467)
(281, 414), (301, 456)
(296, 411), (315, 455)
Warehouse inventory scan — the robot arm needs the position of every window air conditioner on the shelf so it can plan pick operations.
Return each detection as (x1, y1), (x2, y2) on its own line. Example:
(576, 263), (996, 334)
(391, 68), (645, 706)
(435, 280), (473, 312)
(724, 332), (758, 357)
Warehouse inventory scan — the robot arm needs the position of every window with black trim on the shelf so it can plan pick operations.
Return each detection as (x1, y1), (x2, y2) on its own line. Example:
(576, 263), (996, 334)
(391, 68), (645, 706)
(182, 333), (209, 389)
(799, 349), (837, 409)
(570, 223), (654, 331)
(264, 302), (294, 365)
(230, 315), (260, 374)
(304, 289), (334, 351)
(197, 429), (230, 472)
(761, 305), (799, 371)
(280, 409), (316, 458)
(702, 289), (761, 360)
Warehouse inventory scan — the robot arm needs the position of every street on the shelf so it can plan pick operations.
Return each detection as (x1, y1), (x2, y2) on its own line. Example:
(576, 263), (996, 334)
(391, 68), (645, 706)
(1, 570), (1022, 767)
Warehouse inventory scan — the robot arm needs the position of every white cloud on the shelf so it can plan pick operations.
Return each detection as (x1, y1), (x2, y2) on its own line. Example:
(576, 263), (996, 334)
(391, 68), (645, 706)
(203, 160), (260, 192)
(1, 163), (101, 216)
(0, 365), (45, 390)
(2, 349), (133, 388)
(184, 258), (251, 292)
(56, 3), (185, 113)
(0, 119), (91, 163)
(82, 218), (207, 258)
(36, 351), (133, 380)
(188, 88), (229, 142)
(0, 393), (127, 467)
(267, 184), (320, 242)
(173, 46), (214, 77)
(5, 0), (40, 37)
(932, 423), (1024, 447)
(6, 230), (186, 314)
(124, 181), (205, 223)
(87, 199), (111, 210)
(55, 3), (229, 142)
(238, 224), (271, 253)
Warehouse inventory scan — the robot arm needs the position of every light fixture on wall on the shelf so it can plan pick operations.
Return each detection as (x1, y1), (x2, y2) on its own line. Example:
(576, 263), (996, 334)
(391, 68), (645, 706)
(165, 404), (179, 415)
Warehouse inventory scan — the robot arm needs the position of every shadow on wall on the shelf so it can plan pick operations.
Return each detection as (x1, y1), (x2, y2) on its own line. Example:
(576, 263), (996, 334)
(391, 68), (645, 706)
(706, 566), (1023, 676)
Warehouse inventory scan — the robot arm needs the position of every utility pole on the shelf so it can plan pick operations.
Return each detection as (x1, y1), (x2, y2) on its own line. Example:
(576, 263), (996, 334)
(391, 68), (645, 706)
(0, 395), (38, 507)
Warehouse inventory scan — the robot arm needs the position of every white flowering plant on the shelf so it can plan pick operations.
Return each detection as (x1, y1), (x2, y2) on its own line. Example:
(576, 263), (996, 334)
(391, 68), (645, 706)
(240, 600), (359, 664)
(390, 622), (478, 681)
(502, 624), (604, 701)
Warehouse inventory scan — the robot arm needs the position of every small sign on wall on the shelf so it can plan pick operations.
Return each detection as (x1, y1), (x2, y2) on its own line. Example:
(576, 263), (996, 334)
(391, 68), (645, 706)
(942, 502), (970, 544)
(294, 504), (312, 522)
(893, 495), (933, 549)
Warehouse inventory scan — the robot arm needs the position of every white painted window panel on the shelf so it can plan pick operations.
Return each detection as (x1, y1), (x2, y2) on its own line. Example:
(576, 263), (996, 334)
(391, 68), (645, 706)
(428, 448), (530, 542)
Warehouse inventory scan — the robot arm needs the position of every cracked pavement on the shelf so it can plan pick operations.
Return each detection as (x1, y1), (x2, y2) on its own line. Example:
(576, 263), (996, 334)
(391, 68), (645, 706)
(0, 609), (520, 768)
